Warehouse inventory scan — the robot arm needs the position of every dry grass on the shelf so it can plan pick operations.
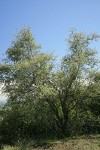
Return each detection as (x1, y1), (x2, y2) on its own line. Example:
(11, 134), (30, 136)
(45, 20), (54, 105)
(2, 135), (100, 150)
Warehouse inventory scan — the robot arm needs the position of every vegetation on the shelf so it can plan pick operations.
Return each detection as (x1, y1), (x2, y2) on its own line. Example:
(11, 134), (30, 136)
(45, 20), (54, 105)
(0, 28), (100, 147)
(1, 135), (100, 150)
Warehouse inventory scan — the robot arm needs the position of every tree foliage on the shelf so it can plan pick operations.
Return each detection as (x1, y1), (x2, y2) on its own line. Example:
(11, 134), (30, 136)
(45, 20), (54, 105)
(0, 28), (100, 144)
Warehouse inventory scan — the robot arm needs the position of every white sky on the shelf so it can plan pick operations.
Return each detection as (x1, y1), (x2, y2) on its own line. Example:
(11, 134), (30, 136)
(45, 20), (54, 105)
(0, 84), (7, 103)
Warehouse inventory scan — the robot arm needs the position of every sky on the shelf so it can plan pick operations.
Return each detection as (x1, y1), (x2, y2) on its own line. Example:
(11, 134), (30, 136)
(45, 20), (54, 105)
(0, 0), (100, 102)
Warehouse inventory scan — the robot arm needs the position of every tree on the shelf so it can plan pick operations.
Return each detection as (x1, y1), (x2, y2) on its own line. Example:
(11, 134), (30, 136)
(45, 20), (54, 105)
(0, 28), (53, 103)
(39, 30), (100, 136)
(0, 28), (55, 142)
(0, 28), (100, 140)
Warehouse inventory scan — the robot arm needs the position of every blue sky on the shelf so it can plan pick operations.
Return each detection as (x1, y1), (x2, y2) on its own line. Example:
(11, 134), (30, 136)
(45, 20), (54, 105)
(0, 0), (100, 61)
(0, 0), (100, 102)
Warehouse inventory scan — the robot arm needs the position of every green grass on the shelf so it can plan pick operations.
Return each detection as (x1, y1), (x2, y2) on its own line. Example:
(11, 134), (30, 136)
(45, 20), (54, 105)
(1, 134), (100, 150)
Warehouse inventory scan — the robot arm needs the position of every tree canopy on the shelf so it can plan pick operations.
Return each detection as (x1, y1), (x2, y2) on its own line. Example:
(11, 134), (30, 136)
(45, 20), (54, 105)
(0, 28), (100, 144)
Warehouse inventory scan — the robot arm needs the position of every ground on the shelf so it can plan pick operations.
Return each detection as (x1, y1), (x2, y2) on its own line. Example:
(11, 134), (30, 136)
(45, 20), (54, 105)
(2, 135), (100, 150)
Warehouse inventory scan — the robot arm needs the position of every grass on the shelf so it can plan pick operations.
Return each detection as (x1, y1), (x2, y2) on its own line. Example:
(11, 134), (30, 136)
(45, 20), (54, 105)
(1, 134), (100, 150)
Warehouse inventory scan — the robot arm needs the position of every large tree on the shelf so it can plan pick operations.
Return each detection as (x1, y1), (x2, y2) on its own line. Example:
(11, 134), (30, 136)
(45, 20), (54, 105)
(39, 30), (100, 136)
(0, 28), (55, 141)
(0, 29), (99, 138)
